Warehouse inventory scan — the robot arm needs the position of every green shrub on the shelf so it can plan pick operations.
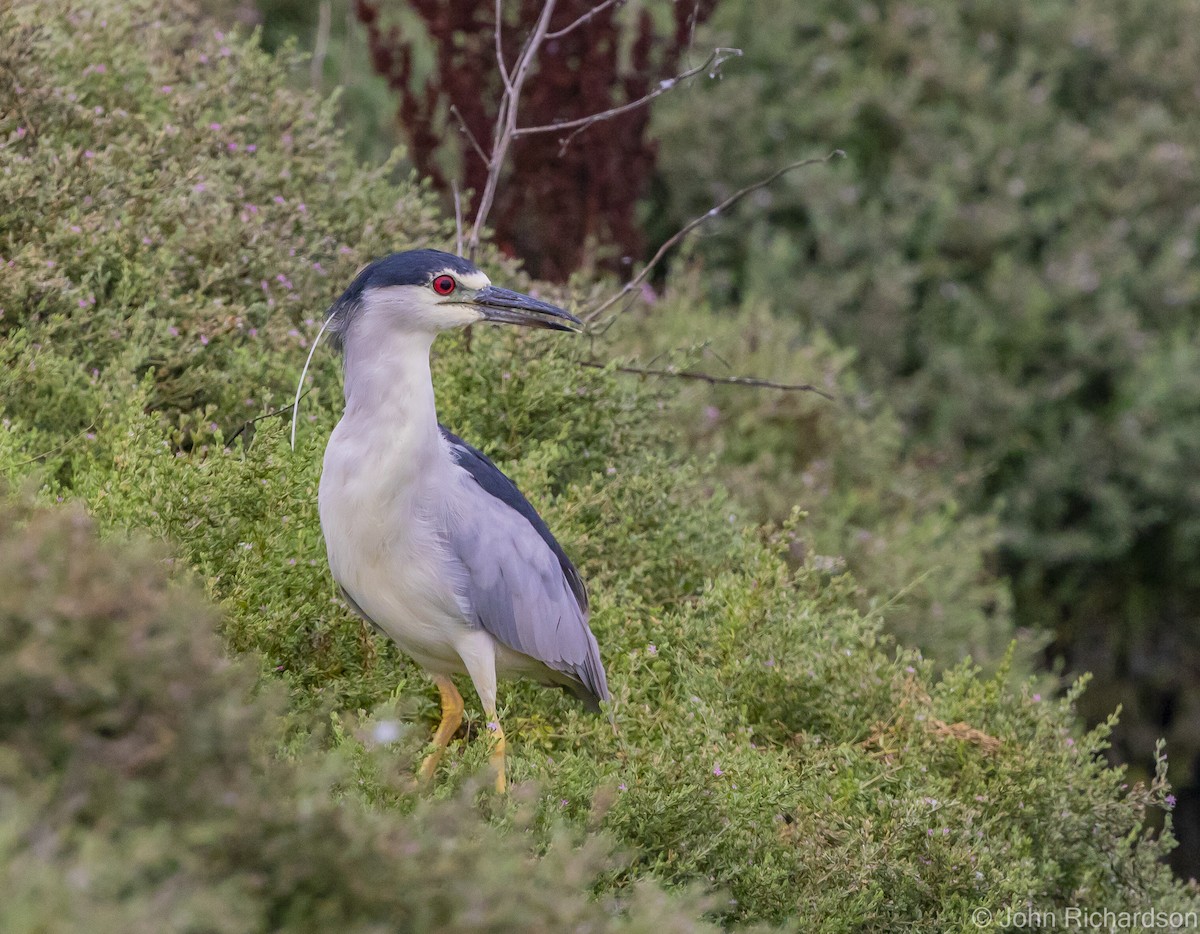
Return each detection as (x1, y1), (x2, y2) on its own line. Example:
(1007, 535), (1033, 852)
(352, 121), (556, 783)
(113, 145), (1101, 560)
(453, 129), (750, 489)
(0, 500), (716, 933)
(651, 0), (1200, 852)
(0, 0), (456, 449)
(604, 274), (1026, 674)
(1, 0), (1197, 928)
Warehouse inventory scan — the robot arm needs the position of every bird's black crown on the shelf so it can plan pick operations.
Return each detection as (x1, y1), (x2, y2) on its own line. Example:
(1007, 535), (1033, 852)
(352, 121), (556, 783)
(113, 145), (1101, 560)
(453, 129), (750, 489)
(326, 249), (481, 351)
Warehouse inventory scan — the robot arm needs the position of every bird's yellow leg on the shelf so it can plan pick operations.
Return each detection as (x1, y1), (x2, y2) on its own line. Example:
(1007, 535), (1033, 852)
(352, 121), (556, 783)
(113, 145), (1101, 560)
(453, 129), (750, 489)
(485, 709), (507, 793)
(418, 674), (463, 785)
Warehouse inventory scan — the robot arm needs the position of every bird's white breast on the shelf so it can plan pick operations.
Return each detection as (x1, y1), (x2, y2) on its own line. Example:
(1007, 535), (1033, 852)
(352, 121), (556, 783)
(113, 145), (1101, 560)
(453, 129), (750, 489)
(318, 412), (472, 672)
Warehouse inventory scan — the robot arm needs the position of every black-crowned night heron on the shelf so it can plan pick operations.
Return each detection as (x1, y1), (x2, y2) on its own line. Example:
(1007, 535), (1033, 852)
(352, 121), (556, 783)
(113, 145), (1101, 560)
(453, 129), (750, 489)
(317, 249), (608, 792)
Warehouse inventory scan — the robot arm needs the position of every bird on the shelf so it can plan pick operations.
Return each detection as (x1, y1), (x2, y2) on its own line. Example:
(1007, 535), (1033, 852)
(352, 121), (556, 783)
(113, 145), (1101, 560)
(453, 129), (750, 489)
(316, 248), (608, 792)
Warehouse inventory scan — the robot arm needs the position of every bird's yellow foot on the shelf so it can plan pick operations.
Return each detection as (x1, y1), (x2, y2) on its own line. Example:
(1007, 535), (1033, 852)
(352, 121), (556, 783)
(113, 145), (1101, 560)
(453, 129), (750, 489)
(486, 716), (507, 793)
(418, 675), (464, 787)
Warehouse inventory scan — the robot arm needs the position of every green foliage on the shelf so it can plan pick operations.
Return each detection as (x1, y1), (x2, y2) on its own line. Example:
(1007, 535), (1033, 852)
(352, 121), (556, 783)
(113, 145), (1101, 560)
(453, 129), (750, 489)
(0, 501), (716, 933)
(605, 273), (1025, 674)
(652, 0), (1200, 828)
(2, 0), (1198, 928)
(0, 0), (456, 448)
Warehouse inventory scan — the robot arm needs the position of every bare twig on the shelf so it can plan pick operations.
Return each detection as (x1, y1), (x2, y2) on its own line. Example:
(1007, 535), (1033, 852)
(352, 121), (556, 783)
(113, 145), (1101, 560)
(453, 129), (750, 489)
(544, 0), (624, 40)
(311, 0), (332, 90)
(466, 2), (737, 260)
(12, 421), (97, 467)
(583, 150), (845, 323)
(452, 180), (464, 257)
(467, 0), (559, 259)
(228, 391), (311, 448)
(494, 0), (513, 93)
(449, 103), (490, 167)
(514, 47), (741, 152)
(686, 0), (702, 49)
(580, 360), (834, 399)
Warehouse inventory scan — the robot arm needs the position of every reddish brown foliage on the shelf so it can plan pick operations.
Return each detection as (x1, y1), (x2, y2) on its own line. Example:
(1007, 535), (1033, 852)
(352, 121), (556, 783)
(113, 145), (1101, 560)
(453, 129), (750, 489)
(354, 0), (716, 280)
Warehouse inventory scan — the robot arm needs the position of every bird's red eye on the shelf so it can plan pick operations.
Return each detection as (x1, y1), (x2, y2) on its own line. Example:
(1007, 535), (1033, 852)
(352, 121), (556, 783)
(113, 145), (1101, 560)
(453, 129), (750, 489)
(432, 275), (457, 295)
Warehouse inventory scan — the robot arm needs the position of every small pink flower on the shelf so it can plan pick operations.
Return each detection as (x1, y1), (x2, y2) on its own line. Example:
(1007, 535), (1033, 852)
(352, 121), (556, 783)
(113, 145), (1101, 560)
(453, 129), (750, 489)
(84, 150), (95, 159)
(246, 143), (257, 153)
(193, 182), (206, 193)
(209, 122), (221, 131)
(160, 84), (172, 94)
(712, 764), (724, 776)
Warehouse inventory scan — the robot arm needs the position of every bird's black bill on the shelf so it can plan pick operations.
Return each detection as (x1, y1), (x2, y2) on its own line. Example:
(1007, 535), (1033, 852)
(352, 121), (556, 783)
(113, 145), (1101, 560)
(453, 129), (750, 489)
(474, 286), (582, 332)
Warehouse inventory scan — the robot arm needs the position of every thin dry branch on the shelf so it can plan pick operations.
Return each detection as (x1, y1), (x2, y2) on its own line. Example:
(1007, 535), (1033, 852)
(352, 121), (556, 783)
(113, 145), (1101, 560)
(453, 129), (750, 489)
(583, 150), (845, 323)
(451, 180), (465, 256)
(12, 421), (97, 467)
(545, 0), (625, 40)
(494, 0), (513, 92)
(228, 391), (310, 448)
(466, 1), (732, 262)
(580, 360), (834, 399)
(514, 47), (741, 154)
(449, 103), (490, 167)
(467, 0), (559, 259)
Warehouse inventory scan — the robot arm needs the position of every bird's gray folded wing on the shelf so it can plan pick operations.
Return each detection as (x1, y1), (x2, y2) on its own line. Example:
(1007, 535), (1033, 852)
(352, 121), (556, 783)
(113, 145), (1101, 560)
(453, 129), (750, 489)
(441, 430), (607, 707)
(440, 426), (587, 612)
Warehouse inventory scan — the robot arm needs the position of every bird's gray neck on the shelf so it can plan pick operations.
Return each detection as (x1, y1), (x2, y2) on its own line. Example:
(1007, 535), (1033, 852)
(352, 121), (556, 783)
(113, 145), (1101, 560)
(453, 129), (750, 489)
(339, 323), (442, 462)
